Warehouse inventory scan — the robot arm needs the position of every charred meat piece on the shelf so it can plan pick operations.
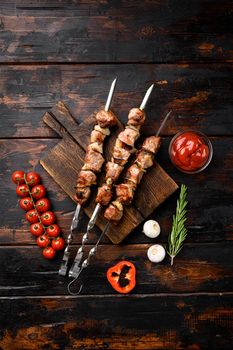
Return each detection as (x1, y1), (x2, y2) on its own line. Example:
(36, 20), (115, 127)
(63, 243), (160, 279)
(82, 149), (105, 173)
(115, 183), (134, 205)
(128, 108), (145, 126)
(136, 150), (154, 169)
(74, 186), (91, 206)
(125, 164), (144, 188)
(115, 139), (132, 151)
(104, 201), (123, 222)
(112, 145), (131, 166)
(76, 170), (97, 188)
(94, 125), (110, 136)
(90, 129), (106, 144)
(96, 110), (117, 128)
(118, 127), (140, 147)
(87, 142), (103, 154)
(96, 184), (113, 206)
(105, 162), (123, 182)
(142, 136), (161, 154)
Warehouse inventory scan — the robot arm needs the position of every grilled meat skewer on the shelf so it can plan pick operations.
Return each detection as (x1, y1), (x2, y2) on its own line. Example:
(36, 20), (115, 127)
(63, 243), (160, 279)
(104, 136), (161, 223)
(58, 78), (117, 277)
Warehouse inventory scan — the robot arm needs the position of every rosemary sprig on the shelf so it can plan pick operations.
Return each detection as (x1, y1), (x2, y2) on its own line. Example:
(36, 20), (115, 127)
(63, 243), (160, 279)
(167, 184), (188, 266)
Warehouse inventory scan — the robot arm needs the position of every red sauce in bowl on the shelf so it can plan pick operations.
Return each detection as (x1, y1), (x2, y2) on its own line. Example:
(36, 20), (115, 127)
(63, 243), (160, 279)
(169, 131), (212, 173)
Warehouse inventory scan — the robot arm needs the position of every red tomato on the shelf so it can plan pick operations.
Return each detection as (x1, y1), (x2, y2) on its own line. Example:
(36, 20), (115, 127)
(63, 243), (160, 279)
(26, 209), (40, 224)
(52, 237), (65, 251)
(36, 198), (50, 213)
(31, 185), (46, 199)
(26, 172), (41, 186)
(19, 197), (34, 211)
(37, 235), (50, 248)
(16, 184), (29, 197)
(30, 222), (44, 236)
(12, 170), (25, 185)
(43, 247), (56, 259)
(46, 224), (60, 237)
(41, 211), (55, 226)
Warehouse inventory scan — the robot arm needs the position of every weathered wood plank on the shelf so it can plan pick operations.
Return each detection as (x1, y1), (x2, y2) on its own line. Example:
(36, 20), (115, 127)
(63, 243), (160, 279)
(0, 294), (232, 349)
(0, 1), (232, 62)
(1, 137), (232, 244)
(0, 242), (232, 296)
(0, 64), (232, 138)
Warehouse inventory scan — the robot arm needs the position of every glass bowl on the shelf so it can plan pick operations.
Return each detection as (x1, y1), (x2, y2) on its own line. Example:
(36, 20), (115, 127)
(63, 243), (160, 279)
(168, 130), (213, 174)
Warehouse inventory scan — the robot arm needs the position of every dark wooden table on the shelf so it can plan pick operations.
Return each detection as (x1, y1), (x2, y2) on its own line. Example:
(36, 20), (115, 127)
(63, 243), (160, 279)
(0, 1), (233, 349)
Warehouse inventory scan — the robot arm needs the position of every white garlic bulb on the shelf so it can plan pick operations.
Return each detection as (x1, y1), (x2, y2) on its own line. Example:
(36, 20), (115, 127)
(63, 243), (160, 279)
(147, 244), (166, 263)
(143, 220), (160, 238)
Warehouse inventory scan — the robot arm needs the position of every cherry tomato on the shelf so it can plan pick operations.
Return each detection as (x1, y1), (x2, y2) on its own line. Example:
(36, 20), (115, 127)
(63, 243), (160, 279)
(37, 235), (50, 248)
(31, 185), (46, 199)
(30, 222), (44, 236)
(26, 172), (41, 186)
(19, 197), (34, 211)
(26, 209), (40, 224)
(41, 211), (55, 226)
(16, 184), (29, 197)
(52, 237), (65, 251)
(46, 224), (60, 237)
(12, 170), (25, 185)
(43, 247), (56, 259)
(36, 198), (50, 213)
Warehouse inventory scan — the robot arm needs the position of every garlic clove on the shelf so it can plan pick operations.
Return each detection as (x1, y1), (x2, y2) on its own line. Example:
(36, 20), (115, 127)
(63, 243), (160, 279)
(143, 220), (160, 238)
(147, 244), (166, 263)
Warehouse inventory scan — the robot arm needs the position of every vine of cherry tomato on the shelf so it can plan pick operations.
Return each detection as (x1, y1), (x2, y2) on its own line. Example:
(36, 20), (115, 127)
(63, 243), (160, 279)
(19, 197), (34, 211)
(12, 170), (65, 260)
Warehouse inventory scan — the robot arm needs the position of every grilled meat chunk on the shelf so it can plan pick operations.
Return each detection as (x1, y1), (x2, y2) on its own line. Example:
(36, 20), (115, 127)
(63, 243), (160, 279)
(94, 125), (110, 136)
(112, 145), (131, 166)
(96, 110), (117, 128)
(76, 170), (97, 188)
(118, 127), (140, 147)
(96, 184), (112, 206)
(87, 142), (103, 154)
(104, 201), (123, 222)
(128, 108), (145, 126)
(136, 150), (154, 169)
(125, 163), (144, 189)
(82, 149), (105, 173)
(74, 186), (91, 206)
(142, 136), (161, 154)
(90, 130), (106, 144)
(105, 162), (123, 182)
(115, 183), (134, 205)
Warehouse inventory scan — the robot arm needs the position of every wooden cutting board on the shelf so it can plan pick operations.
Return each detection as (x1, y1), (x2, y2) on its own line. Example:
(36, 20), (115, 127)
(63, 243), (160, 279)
(40, 101), (178, 244)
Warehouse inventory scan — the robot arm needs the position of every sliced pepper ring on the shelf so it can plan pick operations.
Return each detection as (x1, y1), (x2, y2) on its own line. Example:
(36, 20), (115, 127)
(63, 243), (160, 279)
(107, 260), (136, 294)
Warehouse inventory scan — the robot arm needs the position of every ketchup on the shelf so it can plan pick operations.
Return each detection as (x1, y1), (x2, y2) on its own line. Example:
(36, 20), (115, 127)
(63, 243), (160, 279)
(170, 132), (210, 172)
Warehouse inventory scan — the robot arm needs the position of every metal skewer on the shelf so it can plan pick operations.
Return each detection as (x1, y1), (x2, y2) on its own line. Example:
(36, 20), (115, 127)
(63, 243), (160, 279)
(58, 203), (81, 276)
(67, 78), (117, 278)
(59, 78), (117, 277)
(68, 84), (154, 279)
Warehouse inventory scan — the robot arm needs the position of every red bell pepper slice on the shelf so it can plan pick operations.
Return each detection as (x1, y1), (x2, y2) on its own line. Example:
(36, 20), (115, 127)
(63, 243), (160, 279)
(107, 260), (136, 294)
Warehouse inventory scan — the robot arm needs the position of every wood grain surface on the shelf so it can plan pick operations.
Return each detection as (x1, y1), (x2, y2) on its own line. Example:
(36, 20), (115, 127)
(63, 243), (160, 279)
(0, 1), (233, 349)
(0, 64), (233, 138)
(1, 295), (232, 350)
(0, 0), (232, 63)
